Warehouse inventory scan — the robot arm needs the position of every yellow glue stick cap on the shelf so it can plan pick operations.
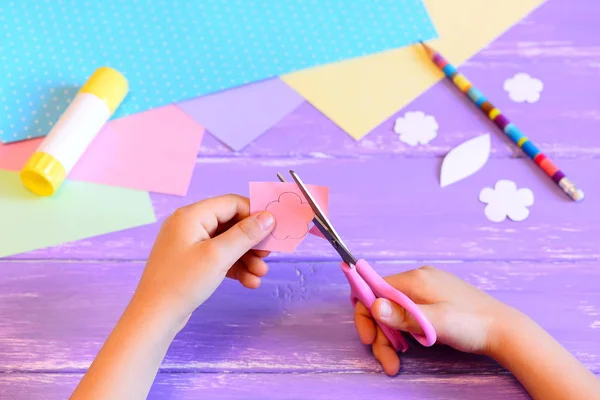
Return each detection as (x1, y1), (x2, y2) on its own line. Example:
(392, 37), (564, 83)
(20, 152), (67, 196)
(79, 66), (129, 114)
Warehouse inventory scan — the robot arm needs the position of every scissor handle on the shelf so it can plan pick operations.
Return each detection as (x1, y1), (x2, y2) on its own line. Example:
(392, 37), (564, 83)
(341, 260), (437, 351)
(341, 261), (408, 352)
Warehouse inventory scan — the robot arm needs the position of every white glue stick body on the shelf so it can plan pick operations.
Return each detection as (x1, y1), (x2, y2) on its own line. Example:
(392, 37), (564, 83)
(20, 67), (128, 196)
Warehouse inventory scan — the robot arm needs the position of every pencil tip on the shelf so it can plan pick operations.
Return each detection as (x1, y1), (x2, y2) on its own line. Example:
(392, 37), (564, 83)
(419, 40), (435, 57)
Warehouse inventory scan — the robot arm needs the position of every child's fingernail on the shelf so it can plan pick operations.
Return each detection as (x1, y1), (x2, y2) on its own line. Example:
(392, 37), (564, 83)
(379, 300), (392, 319)
(256, 211), (275, 230)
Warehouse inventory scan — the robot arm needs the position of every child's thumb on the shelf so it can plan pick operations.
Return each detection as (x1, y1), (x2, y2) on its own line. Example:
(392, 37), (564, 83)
(372, 298), (443, 335)
(209, 211), (275, 266)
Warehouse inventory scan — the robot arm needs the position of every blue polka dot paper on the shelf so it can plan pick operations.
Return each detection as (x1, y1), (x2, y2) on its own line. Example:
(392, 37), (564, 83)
(0, 0), (437, 143)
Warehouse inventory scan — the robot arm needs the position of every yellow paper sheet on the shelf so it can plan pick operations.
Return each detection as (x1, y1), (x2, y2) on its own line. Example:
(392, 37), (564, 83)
(282, 0), (547, 140)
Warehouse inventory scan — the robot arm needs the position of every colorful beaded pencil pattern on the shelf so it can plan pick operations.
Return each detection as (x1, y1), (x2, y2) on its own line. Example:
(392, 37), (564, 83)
(420, 41), (584, 202)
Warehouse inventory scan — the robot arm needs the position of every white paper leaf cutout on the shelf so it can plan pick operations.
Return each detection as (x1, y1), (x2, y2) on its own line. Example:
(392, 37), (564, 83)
(440, 134), (491, 187)
(479, 180), (534, 223)
(503, 72), (544, 103)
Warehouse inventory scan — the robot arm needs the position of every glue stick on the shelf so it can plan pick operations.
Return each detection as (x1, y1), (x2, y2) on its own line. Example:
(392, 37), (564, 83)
(20, 67), (128, 196)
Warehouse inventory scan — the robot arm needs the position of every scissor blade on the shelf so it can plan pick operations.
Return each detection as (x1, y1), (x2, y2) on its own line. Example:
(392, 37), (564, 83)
(288, 170), (330, 225)
(287, 170), (357, 265)
(275, 170), (356, 264)
(311, 216), (357, 265)
(278, 172), (344, 258)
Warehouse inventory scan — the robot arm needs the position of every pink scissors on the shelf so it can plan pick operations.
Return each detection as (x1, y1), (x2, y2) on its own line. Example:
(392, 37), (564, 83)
(279, 170), (437, 352)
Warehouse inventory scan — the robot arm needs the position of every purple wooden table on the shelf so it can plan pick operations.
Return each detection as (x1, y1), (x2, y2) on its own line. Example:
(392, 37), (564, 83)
(1, 1), (599, 398)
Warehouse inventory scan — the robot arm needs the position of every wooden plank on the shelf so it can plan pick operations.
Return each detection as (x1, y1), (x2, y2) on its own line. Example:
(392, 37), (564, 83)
(0, 260), (597, 373)
(0, 372), (533, 400)
(6, 157), (599, 261)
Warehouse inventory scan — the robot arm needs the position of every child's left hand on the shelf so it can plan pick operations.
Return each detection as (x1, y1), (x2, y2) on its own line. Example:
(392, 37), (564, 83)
(70, 194), (276, 400)
(130, 194), (275, 330)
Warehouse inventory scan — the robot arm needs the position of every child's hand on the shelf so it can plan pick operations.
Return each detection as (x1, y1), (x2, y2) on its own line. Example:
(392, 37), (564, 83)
(354, 266), (516, 376)
(70, 194), (276, 400)
(130, 194), (275, 330)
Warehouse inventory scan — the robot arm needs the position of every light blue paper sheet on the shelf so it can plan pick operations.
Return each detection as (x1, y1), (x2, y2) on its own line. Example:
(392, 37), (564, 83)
(0, 0), (437, 143)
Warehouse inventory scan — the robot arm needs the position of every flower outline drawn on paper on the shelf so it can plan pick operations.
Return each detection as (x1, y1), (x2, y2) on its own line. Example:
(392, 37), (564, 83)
(393, 111), (439, 146)
(503, 72), (544, 103)
(479, 180), (534, 223)
(266, 192), (314, 240)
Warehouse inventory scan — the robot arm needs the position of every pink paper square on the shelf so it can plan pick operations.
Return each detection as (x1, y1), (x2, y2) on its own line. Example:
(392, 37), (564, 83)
(73, 105), (204, 196)
(250, 182), (329, 252)
(0, 105), (204, 196)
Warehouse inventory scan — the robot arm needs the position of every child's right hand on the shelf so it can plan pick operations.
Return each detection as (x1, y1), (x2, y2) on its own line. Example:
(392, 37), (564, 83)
(354, 266), (519, 376)
(355, 266), (600, 399)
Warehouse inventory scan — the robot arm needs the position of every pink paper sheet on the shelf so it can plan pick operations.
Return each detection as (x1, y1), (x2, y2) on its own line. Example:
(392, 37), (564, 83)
(0, 105), (204, 196)
(250, 182), (329, 252)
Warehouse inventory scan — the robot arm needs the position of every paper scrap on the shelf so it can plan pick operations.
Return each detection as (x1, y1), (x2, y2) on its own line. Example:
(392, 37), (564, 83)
(504, 73), (544, 103)
(440, 134), (491, 187)
(0, 0), (436, 143)
(394, 111), (439, 147)
(308, 225), (326, 239)
(250, 182), (329, 252)
(0, 105), (204, 196)
(0, 169), (156, 258)
(479, 180), (534, 223)
(308, 202), (329, 239)
(282, 0), (546, 140)
(177, 79), (304, 152)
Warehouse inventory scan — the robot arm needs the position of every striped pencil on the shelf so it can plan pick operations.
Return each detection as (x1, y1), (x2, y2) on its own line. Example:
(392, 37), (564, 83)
(420, 41), (584, 202)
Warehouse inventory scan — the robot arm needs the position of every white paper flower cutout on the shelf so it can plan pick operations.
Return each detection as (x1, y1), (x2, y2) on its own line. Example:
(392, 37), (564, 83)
(393, 111), (439, 146)
(503, 72), (544, 103)
(479, 180), (534, 223)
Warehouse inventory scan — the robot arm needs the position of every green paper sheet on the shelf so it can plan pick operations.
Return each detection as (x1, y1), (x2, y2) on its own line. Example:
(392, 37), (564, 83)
(0, 170), (156, 257)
